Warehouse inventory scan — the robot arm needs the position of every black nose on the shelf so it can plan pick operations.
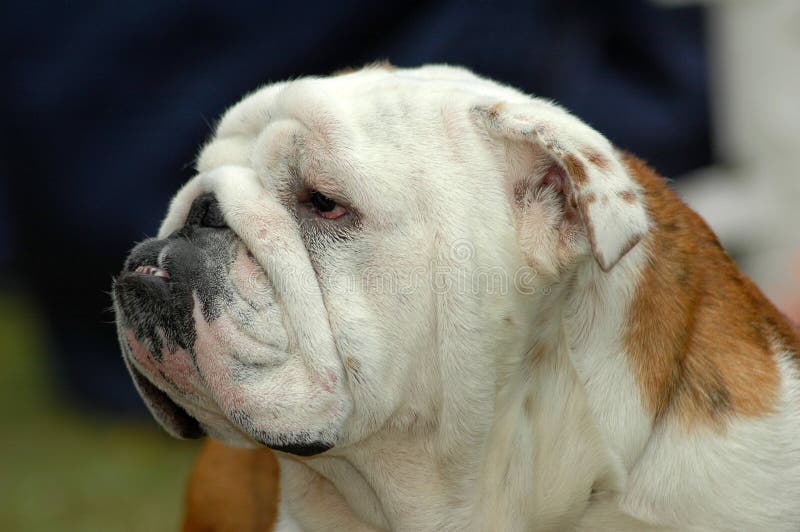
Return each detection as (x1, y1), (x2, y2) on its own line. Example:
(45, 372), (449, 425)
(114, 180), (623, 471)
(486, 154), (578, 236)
(185, 193), (227, 229)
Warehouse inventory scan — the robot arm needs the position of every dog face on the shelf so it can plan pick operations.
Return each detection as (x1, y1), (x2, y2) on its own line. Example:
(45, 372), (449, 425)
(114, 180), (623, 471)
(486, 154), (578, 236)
(113, 65), (647, 455)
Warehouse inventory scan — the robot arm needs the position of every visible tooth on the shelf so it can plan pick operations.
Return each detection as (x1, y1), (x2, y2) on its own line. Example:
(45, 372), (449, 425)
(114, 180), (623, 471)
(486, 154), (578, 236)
(135, 265), (169, 279)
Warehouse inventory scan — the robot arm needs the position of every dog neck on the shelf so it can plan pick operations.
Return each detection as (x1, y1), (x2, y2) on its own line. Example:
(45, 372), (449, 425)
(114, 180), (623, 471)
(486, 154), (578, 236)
(285, 257), (643, 531)
(285, 200), (660, 530)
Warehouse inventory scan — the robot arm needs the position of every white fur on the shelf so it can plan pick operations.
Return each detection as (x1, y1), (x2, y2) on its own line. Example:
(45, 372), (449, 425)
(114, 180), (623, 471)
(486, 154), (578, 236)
(618, 352), (800, 531)
(151, 65), (800, 530)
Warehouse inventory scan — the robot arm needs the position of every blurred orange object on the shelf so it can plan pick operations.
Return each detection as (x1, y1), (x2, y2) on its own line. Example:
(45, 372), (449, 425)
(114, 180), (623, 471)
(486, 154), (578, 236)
(182, 439), (279, 532)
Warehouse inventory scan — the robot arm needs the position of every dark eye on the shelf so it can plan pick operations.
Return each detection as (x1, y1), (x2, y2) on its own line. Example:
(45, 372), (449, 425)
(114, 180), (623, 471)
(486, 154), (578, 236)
(311, 191), (336, 212)
(309, 190), (348, 220)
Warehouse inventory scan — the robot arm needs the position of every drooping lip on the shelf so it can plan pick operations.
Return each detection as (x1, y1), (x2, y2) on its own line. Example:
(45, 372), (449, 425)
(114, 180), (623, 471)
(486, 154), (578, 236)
(119, 335), (205, 439)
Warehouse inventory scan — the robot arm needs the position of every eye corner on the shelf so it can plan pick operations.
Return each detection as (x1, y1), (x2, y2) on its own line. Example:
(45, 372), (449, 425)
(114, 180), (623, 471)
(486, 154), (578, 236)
(299, 188), (350, 221)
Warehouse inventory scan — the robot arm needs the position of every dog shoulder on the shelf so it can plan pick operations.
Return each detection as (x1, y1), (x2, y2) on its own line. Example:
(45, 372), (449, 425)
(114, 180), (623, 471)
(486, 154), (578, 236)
(617, 153), (800, 529)
(620, 152), (800, 428)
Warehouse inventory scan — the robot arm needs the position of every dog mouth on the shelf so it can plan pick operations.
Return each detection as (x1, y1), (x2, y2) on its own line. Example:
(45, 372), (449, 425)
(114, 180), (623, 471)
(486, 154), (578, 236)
(114, 192), (343, 456)
(133, 264), (170, 279)
(113, 193), (241, 439)
(122, 352), (206, 440)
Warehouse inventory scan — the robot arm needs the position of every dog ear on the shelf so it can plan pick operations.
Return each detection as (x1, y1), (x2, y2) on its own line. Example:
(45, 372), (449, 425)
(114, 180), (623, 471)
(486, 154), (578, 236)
(473, 101), (648, 274)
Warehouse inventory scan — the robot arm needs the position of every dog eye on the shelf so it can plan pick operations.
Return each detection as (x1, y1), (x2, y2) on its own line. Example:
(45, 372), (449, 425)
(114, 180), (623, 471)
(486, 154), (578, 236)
(309, 190), (348, 220)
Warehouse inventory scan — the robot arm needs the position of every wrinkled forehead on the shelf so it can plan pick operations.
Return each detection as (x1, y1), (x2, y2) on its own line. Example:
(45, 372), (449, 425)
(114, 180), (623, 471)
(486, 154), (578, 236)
(196, 66), (527, 190)
(181, 66), (535, 234)
(206, 65), (521, 141)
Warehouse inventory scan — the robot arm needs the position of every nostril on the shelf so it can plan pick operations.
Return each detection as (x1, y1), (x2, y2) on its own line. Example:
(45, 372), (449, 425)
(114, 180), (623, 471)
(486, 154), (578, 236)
(201, 201), (227, 228)
(185, 193), (227, 229)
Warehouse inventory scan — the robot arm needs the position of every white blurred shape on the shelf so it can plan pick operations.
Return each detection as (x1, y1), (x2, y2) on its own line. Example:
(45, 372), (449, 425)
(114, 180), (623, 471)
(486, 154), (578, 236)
(660, 0), (800, 309)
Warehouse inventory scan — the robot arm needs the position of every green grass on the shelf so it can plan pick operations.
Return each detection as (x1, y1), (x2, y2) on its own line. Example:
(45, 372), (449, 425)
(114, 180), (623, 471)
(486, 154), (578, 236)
(0, 293), (200, 532)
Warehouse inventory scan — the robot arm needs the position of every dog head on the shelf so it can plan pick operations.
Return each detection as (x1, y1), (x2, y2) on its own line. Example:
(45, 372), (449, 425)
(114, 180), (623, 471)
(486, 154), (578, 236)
(112, 65), (647, 456)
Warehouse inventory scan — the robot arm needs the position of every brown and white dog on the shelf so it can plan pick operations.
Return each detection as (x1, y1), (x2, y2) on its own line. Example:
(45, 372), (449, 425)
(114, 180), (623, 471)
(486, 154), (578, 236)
(113, 64), (800, 531)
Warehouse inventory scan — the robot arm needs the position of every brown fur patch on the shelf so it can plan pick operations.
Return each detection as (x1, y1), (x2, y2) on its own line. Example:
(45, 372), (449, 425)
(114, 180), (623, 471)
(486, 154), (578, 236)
(345, 356), (361, 372)
(562, 153), (588, 186)
(513, 178), (533, 205)
(618, 190), (637, 204)
(183, 439), (279, 531)
(333, 67), (358, 76)
(622, 153), (791, 430)
(333, 60), (395, 76)
(584, 192), (597, 204)
(523, 393), (535, 417)
(569, 196), (579, 211)
(488, 102), (505, 114)
(345, 356), (364, 385)
(582, 149), (610, 171)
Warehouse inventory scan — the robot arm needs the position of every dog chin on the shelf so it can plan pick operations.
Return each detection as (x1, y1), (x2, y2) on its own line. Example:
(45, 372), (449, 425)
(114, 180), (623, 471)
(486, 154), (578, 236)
(210, 430), (334, 457)
(200, 422), (260, 449)
(191, 413), (334, 457)
(198, 412), (336, 456)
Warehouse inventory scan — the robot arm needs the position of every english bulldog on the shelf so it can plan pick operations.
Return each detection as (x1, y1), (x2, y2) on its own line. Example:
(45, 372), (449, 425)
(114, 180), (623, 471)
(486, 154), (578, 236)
(112, 64), (800, 531)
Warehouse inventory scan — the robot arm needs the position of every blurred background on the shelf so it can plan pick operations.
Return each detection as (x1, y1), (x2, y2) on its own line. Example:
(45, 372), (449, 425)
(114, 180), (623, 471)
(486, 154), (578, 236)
(0, 0), (797, 530)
